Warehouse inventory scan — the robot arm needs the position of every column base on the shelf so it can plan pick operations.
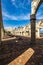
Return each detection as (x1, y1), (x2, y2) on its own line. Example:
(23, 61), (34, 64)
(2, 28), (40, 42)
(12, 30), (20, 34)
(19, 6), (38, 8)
(30, 40), (36, 47)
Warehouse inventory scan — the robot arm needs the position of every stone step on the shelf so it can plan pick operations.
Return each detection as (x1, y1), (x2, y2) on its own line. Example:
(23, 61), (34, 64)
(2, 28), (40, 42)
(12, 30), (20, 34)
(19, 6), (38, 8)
(8, 48), (34, 65)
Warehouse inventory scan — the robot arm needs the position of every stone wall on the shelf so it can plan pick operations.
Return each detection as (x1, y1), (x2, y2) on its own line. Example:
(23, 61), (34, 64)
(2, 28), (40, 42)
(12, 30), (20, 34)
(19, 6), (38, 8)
(13, 21), (43, 38)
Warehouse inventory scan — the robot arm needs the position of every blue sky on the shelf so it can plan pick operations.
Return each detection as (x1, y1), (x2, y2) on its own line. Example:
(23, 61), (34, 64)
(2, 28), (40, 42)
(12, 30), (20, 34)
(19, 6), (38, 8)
(40, 28), (43, 33)
(36, 3), (43, 19)
(1, 0), (43, 28)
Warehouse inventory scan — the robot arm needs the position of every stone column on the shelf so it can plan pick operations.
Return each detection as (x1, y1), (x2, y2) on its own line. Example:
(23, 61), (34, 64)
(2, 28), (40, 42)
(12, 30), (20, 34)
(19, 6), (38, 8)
(0, 0), (4, 43)
(30, 14), (36, 44)
(38, 29), (40, 38)
(0, 0), (2, 43)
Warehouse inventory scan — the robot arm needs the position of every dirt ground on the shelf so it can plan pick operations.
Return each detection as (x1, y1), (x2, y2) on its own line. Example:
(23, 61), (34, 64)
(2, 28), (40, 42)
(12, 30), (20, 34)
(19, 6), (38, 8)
(0, 36), (43, 65)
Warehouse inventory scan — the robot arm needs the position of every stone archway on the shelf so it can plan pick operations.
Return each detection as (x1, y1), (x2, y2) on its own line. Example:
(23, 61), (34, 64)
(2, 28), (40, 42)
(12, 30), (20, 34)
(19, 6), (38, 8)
(0, 0), (43, 44)
(0, 0), (4, 43)
(30, 0), (43, 44)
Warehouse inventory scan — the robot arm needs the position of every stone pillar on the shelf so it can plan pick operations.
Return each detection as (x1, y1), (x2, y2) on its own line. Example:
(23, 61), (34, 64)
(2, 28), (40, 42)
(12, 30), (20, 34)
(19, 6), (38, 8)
(30, 14), (36, 44)
(0, 0), (4, 43)
(38, 29), (40, 38)
(0, 0), (2, 43)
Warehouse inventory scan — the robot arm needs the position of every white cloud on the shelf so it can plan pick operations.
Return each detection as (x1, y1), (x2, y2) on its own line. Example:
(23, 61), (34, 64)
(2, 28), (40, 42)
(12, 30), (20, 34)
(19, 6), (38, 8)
(4, 26), (15, 29)
(11, 0), (31, 9)
(11, 0), (15, 3)
(36, 12), (43, 19)
(2, 11), (30, 20)
(18, 14), (30, 20)
(36, 3), (43, 20)
(37, 16), (43, 19)
(11, 0), (18, 8)
(12, 0), (15, 1)
(2, 11), (18, 20)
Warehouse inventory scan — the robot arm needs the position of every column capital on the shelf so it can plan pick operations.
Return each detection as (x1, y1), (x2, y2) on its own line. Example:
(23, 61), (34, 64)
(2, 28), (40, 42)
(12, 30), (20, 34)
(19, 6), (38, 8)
(30, 14), (36, 20)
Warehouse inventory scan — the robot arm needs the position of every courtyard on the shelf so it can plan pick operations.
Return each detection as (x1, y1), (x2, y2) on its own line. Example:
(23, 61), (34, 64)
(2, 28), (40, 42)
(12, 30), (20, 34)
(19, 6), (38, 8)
(0, 0), (43, 65)
(0, 36), (43, 65)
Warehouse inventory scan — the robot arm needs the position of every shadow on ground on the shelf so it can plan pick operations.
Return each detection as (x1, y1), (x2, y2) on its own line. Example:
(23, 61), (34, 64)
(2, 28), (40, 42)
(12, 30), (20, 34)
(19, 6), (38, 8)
(0, 36), (43, 65)
(25, 38), (43, 65)
(0, 37), (31, 65)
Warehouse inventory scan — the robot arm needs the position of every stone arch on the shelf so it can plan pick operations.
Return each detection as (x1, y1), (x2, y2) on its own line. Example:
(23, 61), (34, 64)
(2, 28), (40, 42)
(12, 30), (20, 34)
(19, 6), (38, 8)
(31, 0), (42, 15)
(30, 0), (43, 44)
